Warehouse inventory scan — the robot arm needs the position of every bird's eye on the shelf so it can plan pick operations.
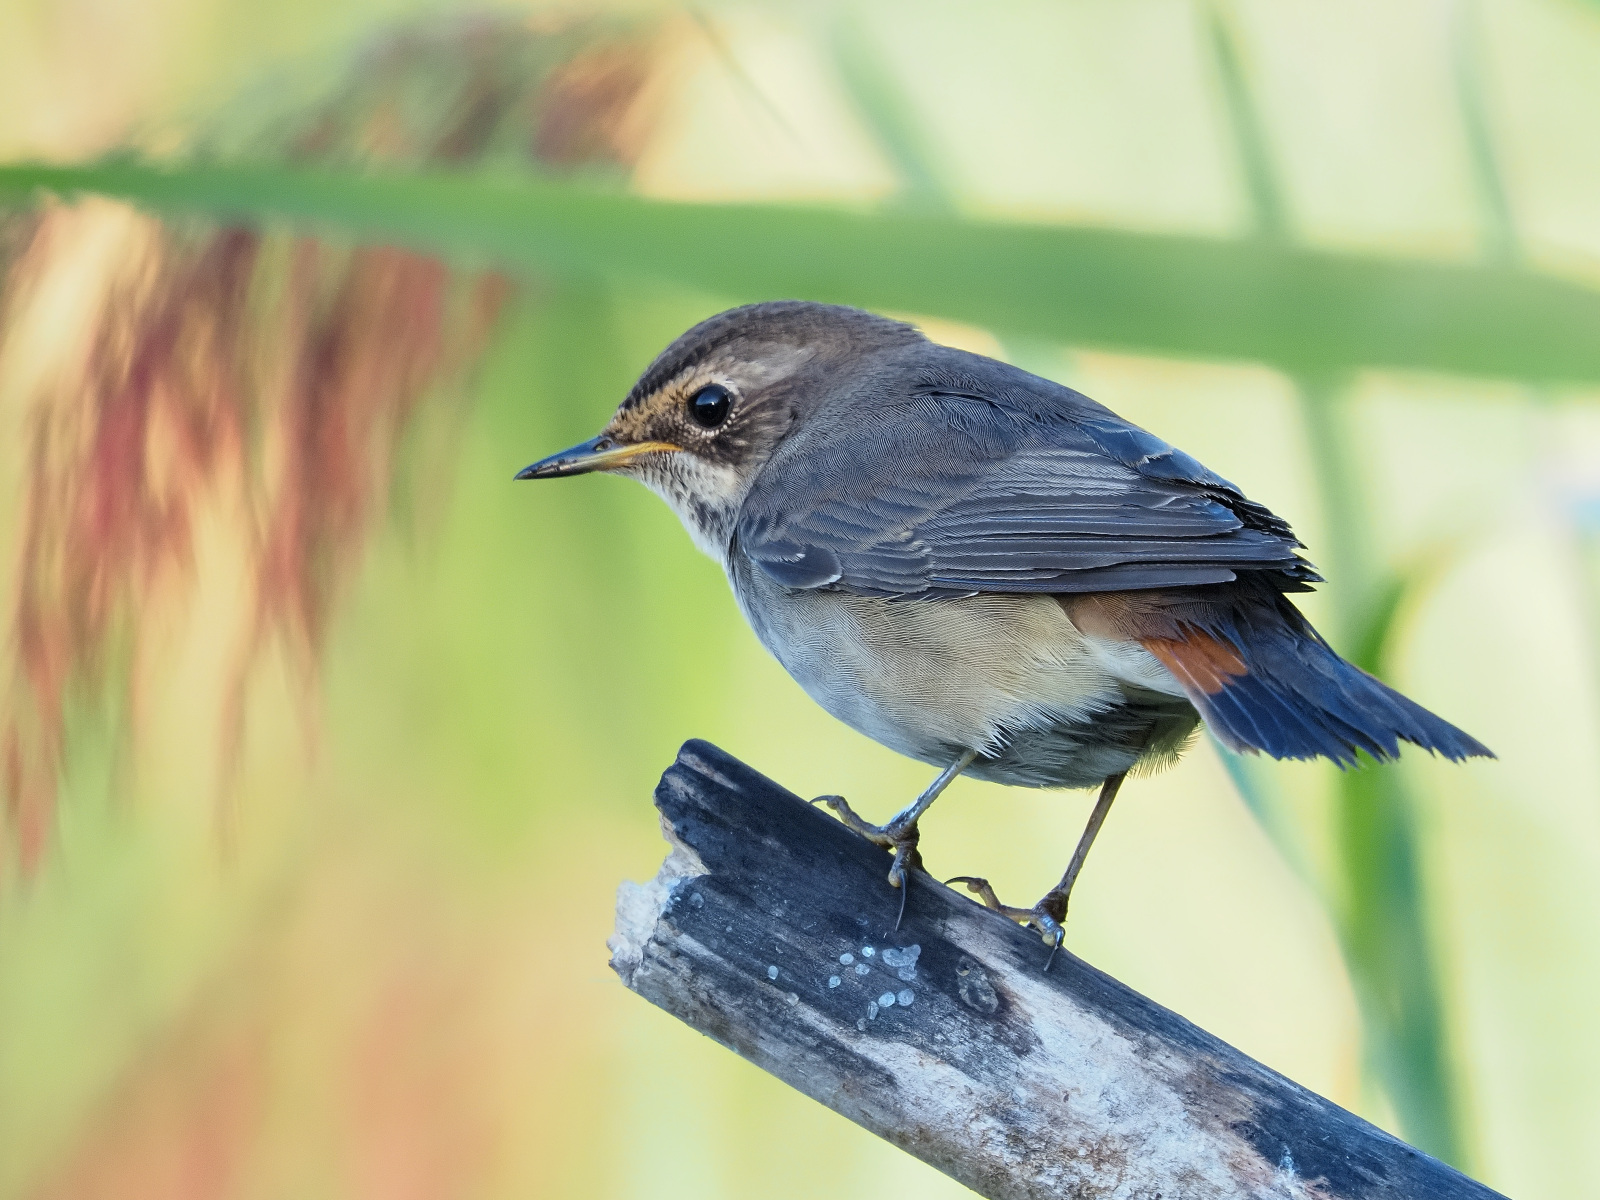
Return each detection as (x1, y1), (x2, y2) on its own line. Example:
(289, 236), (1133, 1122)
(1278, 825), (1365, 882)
(688, 384), (732, 429)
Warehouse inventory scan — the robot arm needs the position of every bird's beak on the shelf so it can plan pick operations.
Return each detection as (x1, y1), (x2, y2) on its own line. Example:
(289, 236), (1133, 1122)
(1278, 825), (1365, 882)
(514, 435), (680, 480)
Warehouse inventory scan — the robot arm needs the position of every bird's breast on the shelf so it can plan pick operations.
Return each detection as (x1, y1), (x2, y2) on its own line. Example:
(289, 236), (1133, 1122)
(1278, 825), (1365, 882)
(727, 555), (1189, 782)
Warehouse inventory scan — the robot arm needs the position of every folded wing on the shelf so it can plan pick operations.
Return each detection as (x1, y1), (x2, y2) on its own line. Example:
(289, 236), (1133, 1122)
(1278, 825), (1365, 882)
(736, 374), (1318, 599)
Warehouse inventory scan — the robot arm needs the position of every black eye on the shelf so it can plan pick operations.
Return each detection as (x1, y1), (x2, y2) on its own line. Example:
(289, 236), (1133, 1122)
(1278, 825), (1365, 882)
(688, 384), (732, 429)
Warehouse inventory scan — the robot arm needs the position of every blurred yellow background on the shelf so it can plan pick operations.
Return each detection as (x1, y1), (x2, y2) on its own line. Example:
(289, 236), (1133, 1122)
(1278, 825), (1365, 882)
(1, 1), (1598, 1198)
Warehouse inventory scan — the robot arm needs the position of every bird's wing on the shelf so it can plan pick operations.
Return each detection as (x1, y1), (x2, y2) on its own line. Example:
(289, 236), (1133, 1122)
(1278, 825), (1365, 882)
(735, 384), (1317, 598)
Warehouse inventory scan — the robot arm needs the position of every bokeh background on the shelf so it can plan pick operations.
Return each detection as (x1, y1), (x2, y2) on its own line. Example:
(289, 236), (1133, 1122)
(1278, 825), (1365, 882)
(2, 1), (1599, 1197)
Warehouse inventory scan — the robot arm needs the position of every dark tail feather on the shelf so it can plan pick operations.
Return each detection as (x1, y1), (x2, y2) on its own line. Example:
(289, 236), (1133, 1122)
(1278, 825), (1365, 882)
(1144, 599), (1493, 766)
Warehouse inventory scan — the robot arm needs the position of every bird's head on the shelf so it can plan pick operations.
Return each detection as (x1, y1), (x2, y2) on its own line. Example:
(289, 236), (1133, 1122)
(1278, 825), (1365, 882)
(517, 301), (923, 560)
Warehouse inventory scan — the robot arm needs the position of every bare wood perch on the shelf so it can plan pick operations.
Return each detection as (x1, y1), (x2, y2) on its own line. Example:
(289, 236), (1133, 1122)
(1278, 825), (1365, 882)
(609, 741), (1504, 1200)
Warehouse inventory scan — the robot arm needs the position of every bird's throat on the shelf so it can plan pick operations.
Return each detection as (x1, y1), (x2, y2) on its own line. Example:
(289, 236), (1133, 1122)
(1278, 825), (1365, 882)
(632, 456), (749, 564)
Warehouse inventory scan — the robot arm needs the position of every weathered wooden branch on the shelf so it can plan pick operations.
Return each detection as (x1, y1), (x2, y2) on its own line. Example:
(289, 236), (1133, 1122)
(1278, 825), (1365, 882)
(609, 741), (1506, 1200)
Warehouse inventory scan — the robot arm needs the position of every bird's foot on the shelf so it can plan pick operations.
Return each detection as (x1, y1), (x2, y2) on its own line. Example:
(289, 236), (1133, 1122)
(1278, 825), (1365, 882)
(946, 876), (1070, 971)
(810, 794), (922, 928)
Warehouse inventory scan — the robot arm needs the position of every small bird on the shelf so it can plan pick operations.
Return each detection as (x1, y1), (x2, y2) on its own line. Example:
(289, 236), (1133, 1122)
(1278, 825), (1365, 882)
(519, 301), (1491, 961)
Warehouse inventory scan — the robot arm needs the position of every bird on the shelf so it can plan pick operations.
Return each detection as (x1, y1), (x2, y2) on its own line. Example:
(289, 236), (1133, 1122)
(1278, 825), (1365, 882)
(517, 300), (1492, 963)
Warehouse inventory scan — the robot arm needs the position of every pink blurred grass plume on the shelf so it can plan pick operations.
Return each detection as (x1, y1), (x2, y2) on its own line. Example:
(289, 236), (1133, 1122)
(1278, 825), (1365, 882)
(0, 13), (670, 875)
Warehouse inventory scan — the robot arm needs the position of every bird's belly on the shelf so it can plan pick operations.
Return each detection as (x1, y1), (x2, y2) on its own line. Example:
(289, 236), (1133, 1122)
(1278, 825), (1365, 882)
(729, 560), (1193, 788)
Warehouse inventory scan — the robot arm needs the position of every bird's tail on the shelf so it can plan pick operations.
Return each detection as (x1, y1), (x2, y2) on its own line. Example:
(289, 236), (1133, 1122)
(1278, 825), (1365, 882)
(1091, 585), (1494, 765)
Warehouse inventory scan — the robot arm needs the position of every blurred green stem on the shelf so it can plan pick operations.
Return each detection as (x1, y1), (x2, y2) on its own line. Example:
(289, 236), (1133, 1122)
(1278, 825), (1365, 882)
(1299, 379), (1463, 1166)
(1207, 1), (1463, 1163)
(825, 8), (953, 211)
(1296, 376), (1376, 625)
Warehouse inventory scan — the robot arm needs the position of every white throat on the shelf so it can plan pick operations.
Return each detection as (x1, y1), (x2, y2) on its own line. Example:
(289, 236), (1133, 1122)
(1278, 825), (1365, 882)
(633, 455), (751, 565)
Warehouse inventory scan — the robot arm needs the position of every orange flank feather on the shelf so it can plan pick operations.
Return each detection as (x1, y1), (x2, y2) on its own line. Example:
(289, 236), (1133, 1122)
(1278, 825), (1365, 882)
(1140, 632), (1247, 696)
(1060, 589), (1248, 696)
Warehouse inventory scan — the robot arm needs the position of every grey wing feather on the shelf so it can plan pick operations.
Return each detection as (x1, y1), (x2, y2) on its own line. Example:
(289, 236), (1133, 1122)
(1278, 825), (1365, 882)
(735, 366), (1317, 599)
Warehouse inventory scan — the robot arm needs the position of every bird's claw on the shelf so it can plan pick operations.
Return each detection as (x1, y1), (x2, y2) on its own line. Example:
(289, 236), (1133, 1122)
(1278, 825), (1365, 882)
(811, 793), (923, 928)
(945, 875), (1070, 971)
(809, 793), (923, 873)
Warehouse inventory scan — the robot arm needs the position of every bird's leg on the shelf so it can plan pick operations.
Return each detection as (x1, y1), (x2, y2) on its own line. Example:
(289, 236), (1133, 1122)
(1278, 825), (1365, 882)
(813, 750), (979, 925)
(948, 771), (1127, 970)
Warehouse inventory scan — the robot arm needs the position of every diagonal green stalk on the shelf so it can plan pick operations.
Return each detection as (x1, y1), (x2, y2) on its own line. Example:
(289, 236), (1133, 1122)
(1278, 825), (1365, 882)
(824, 9), (955, 211)
(1299, 378), (1464, 1166)
(1450, 0), (1517, 269)
(1206, 4), (1462, 1163)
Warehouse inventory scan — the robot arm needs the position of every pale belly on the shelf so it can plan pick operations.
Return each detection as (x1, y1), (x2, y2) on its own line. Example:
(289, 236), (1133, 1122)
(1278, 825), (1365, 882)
(728, 557), (1198, 789)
